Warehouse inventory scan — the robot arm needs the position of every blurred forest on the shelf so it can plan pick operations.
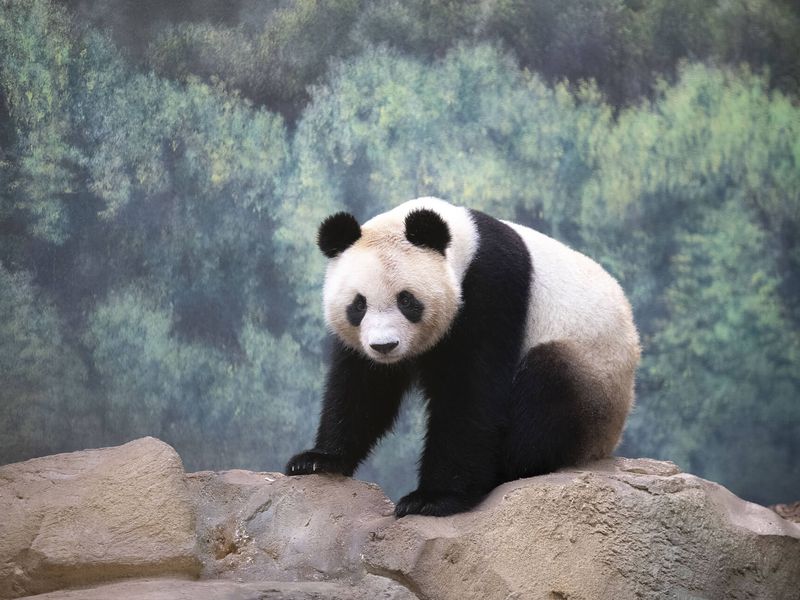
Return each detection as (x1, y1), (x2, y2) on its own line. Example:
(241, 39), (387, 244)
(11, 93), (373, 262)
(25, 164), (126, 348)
(1, 0), (798, 505)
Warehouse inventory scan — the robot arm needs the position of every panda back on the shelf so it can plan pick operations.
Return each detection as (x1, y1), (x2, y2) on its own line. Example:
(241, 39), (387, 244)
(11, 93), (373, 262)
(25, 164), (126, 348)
(503, 221), (638, 358)
(361, 198), (637, 368)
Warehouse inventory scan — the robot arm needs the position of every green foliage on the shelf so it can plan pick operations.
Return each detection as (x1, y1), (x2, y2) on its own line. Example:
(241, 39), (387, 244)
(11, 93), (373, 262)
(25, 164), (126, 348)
(0, 0), (82, 242)
(711, 0), (800, 93)
(147, 0), (362, 120)
(292, 44), (606, 227)
(1, 0), (798, 505)
(579, 66), (800, 503)
(103, 0), (800, 120)
(1, 0), (324, 475)
(355, 0), (800, 105)
(81, 70), (301, 344)
(0, 262), (90, 461)
(627, 201), (800, 503)
(85, 287), (320, 470)
(580, 65), (800, 324)
(353, 0), (490, 56)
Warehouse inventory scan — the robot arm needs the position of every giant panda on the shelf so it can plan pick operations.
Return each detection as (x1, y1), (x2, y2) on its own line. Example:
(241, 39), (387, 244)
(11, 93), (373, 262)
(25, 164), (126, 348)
(286, 197), (640, 517)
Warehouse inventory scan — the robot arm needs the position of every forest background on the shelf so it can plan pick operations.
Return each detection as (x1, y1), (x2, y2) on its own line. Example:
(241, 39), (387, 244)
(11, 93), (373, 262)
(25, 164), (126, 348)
(1, 0), (798, 505)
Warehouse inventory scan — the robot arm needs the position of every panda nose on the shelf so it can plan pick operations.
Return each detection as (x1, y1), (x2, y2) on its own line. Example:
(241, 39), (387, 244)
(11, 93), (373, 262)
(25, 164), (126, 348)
(370, 341), (399, 355)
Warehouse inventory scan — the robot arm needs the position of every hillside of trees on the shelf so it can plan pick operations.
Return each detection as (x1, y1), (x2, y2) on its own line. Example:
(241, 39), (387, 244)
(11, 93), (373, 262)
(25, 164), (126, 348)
(1, 0), (798, 505)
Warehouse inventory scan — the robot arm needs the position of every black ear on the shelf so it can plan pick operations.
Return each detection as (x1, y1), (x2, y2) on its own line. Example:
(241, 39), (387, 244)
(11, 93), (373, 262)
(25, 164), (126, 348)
(404, 209), (450, 255)
(318, 212), (361, 258)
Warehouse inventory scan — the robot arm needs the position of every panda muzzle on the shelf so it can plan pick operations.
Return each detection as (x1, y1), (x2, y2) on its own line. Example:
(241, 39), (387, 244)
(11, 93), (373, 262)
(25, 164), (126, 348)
(370, 341), (399, 355)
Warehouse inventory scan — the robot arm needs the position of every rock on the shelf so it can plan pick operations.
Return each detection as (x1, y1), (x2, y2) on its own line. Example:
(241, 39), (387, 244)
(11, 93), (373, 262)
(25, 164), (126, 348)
(362, 458), (800, 600)
(772, 501), (800, 523)
(2, 438), (799, 600)
(0, 438), (199, 599)
(19, 575), (413, 600)
(186, 469), (395, 582)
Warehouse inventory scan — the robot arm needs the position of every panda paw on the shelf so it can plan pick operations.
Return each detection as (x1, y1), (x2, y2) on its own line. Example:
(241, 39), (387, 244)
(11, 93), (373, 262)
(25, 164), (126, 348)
(284, 449), (349, 476)
(394, 489), (482, 517)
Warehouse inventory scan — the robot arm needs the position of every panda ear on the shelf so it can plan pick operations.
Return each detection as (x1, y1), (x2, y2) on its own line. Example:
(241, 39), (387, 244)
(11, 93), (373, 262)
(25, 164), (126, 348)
(404, 209), (450, 255)
(318, 212), (361, 258)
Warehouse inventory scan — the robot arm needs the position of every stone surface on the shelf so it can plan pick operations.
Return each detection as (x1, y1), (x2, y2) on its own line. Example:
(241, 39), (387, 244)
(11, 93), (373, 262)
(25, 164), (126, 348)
(21, 576), (414, 600)
(2, 438), (799, 600)
(186, 469), (395, 582)
(0, 438), (199, 599)
(362, 458), (800, 600)
(772, 501), (800, 523)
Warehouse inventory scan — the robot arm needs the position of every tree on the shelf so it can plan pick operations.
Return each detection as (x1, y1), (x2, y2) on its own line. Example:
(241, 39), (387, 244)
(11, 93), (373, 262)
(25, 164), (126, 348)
(1, 0), (325, 473)
(0, 0), (84, 243)
(580, 66), (800, 502)
(0, 262), (89, 462)
(84, 287), (321, 471)
(147, 0), (363, 120)
(291, 44), (605, 228)
(625, 201), (800, 504)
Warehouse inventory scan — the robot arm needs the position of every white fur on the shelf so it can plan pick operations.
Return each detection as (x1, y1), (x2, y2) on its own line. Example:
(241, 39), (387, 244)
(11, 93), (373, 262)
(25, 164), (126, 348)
(323, 198), (479, 363)
(503, 222), (639, 359)
(363, 197), (479, 287)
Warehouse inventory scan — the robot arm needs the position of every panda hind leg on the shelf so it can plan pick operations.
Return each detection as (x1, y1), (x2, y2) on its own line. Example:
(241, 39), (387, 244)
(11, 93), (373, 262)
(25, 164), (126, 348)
(502, 340), (605, 481)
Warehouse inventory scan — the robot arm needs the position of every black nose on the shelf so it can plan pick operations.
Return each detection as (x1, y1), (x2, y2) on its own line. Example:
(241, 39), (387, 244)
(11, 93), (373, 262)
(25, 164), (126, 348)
(370, 341), (399, 355)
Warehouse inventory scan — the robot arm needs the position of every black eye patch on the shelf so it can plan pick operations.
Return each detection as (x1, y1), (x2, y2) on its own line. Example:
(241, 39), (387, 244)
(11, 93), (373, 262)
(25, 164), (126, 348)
(346, 293), (367, 326)
(397, 290), (424, 323)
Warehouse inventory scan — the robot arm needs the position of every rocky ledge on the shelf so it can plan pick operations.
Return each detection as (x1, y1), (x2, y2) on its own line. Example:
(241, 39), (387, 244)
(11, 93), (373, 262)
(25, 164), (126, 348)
(1, 437), (798, 599)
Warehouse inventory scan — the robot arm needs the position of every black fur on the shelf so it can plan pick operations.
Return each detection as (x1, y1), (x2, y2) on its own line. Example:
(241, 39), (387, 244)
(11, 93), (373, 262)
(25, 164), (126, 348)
(287, 209), (590, 517)
(405, 209), (451, 255)
(396, 209), (533, 516)
(502, 341), (589, 480)
(318, 212), (361, 258)
(346, 293), (367, 327)
(285, 338), (413, 477)
(397, 290), (424, 323)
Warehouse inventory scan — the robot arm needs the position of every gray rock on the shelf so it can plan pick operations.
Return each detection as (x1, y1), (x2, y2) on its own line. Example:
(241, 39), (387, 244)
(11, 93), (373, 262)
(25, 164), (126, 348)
(2, 438), (798, 600)
(20, 575), (414, 600)
(362, 457), (800, 600)
(772, 501), (800, 523)
(187, 469), (395, 582)
(0, 438), (199, 599)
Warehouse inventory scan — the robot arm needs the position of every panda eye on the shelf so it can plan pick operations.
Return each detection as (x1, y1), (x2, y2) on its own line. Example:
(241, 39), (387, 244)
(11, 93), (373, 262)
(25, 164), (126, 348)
(397, 290), (424, 323)
(346, 293), (367, 327)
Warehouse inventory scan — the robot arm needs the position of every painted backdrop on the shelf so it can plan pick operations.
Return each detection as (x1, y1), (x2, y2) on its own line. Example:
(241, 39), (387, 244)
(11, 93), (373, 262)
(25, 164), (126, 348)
(1, 0), (799, 506)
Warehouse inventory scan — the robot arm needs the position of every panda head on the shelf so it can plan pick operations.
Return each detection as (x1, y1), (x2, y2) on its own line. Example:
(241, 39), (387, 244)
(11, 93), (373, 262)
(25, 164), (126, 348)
(318, 208), (460, 364)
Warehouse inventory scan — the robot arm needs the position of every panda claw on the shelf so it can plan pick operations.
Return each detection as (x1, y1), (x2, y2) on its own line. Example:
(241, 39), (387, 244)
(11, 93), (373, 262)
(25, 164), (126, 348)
(285, 450), (347, 476)
(395, 489), (483, 517)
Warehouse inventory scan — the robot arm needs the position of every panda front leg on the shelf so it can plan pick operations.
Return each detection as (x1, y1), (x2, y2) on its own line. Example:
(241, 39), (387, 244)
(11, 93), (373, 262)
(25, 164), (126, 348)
(395, 373), (507, 517)
(285, 339), (412, 477)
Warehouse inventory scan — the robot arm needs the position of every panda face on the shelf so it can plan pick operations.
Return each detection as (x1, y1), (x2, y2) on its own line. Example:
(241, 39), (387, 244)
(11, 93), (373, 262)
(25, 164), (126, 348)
(323, 232), (461, 364)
